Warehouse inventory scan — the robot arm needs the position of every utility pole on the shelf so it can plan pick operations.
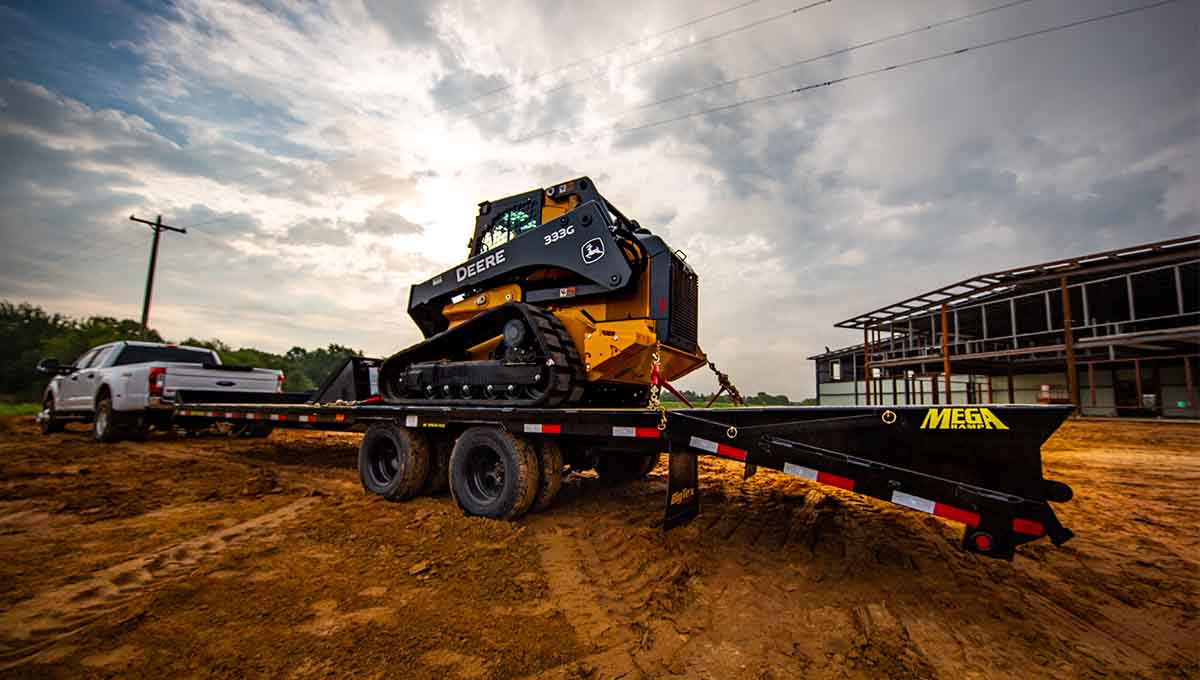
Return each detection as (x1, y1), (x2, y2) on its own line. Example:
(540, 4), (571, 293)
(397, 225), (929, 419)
(129, 215), (187, 329)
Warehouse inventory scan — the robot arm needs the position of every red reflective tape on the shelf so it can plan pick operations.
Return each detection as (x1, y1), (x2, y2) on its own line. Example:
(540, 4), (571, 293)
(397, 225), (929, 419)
(541, 424), (561, 434)
(1012, 518), (1044, 536)
(934, 503), (980, 528)
(335, 414), (345, 422)
(716, 443), (746, 461)
(277, 414), (287, 421)
(635, 427), (660, 439)
(817, 471), (855, 491)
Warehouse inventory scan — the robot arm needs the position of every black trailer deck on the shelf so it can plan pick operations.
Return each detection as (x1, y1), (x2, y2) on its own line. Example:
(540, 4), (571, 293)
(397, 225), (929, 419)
(175, 359), (1074, 560)
(173, 399), (1075, 560)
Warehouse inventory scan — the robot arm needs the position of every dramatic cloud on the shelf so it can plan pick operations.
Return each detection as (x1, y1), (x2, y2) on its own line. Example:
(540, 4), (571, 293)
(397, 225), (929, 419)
(0, 0), (1195, 398)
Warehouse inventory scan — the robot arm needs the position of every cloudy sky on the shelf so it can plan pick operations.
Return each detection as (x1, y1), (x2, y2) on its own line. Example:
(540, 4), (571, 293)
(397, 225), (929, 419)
(1, 0), (1196, 397)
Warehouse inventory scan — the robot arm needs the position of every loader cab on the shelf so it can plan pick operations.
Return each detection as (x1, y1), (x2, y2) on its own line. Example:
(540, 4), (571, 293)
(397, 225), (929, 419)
(470, 177), (608, 258)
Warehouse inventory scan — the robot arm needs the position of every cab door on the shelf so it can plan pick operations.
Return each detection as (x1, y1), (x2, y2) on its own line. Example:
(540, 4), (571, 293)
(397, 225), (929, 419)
(58, 349), (98, 411)
(75, 346), (115, 410)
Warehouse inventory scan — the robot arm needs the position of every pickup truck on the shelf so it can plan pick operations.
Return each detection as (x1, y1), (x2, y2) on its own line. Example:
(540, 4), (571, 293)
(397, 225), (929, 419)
(36, 341), (284, 442)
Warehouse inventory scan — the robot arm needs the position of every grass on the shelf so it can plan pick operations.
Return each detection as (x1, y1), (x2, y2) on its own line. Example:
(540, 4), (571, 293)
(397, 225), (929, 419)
(0, 403), (40, 417)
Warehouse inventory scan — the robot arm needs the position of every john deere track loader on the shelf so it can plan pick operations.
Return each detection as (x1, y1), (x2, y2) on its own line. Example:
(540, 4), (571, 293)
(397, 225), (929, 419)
(380, 177), (706, 407)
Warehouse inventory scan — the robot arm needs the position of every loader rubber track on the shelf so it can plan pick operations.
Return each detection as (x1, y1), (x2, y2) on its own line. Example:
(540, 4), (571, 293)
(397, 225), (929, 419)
(379, 303), (586, 408)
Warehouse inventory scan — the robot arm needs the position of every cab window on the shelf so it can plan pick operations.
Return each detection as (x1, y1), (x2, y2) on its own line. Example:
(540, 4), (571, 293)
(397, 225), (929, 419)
(73, 349), (99, 370)
(476, 201), (540, 255)
(89, 346), (116, 368)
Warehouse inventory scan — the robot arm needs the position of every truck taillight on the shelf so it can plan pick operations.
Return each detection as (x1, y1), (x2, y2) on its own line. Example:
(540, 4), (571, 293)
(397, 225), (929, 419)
(277, 373), (285, 393)
(149, 367), (166, 396)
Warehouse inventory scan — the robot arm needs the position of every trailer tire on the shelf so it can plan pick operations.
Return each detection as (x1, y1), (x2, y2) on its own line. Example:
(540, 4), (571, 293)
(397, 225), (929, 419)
(358, 423), (431, 502)
(93, 396), (124, 444)
(421, 437), (452, 496)
(596, 451), (661, 484)
(126, 419), (149, 442)
(531, 440), (564, 513)
(449, 428), (539, 520)
(234, 423), (274, 439)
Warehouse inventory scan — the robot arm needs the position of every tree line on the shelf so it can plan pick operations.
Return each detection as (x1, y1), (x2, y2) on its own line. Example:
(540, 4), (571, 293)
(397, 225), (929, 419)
(668, 389), (797, 406)
(0, 301), (360, 402)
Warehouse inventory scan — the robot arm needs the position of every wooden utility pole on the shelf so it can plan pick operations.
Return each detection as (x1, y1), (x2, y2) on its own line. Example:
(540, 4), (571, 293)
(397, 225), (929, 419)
(129, 215), (187, 329)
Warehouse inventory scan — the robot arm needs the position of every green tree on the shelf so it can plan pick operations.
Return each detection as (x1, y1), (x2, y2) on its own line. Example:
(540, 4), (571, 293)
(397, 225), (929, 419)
(0, 302), (70, 401)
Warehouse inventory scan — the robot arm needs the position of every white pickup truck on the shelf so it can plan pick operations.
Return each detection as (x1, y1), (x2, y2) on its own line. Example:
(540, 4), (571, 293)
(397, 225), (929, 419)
(36, 341), (284, 442)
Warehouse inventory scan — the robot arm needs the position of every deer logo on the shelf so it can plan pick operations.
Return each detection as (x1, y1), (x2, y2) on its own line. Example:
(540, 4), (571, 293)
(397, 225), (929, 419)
(581, 238), (605, 265)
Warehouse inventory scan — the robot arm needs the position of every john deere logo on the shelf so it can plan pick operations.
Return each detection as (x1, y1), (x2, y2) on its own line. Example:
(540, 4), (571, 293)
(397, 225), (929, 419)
(581, 238), (605, 264)
(920, 407), (1009, 430)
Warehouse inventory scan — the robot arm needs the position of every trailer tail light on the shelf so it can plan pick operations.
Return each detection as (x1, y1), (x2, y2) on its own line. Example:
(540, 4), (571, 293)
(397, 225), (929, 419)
(148, 367), (166, 396)
(277, 373), (285, 393)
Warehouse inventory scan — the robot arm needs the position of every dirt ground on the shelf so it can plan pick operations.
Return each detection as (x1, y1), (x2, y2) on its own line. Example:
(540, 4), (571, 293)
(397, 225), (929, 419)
(0, 416), (1196, 679)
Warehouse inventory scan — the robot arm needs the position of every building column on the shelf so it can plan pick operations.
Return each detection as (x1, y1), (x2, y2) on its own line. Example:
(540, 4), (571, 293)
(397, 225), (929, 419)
(1185, 357), (1196, 409)
(863, 327), (872, 406)
(1088, 363), (1096, 408)
(1007, 362), (1015, 403)
(941, 304), (952, 405)
(1135, 359), (1143, 411)
(1061, 276), (1080, 414)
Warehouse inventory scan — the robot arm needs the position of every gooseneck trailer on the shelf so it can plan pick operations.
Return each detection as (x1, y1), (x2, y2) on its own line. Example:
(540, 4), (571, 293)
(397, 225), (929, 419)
(175, 357), (1074, 561)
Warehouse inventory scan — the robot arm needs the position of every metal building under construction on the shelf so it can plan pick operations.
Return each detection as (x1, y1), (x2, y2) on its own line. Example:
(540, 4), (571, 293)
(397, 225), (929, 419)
(809, 235), (1200, 419)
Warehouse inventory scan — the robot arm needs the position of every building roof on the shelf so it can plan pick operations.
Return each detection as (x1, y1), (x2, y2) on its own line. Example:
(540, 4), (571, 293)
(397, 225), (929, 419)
(834, 234), (1200, 331)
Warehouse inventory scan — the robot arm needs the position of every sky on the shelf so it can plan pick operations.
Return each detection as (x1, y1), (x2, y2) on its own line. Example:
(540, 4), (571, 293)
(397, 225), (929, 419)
(0, 0), (1196, 398)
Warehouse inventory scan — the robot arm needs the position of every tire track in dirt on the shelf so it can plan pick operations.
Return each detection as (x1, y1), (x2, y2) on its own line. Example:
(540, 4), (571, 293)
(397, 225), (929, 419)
(528, 497), (703, 679)
(0, 497), (317, 669)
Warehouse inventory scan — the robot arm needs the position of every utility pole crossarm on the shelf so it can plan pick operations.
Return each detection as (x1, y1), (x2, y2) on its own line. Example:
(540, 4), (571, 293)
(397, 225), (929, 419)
(129, 214), (187, 234)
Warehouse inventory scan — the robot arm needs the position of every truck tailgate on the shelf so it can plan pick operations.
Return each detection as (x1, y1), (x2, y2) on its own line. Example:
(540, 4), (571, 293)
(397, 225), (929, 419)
(163, 364), (278, 396)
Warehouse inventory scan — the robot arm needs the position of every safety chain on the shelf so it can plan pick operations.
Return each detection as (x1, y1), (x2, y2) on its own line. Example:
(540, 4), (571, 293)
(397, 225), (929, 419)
(648, 343), (668, 430)
(707, 360), (746, 407)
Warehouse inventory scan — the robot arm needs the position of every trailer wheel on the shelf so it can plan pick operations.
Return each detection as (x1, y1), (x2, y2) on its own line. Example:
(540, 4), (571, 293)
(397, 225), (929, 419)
(93, 397), (124, 444)
(596, 451), (661, 484)
(531, 440), (564, 513)
(421, 437), (452, 496)
(449, 427), (539, 520)
(358, 423), (431, 501)
(233, 423), (274, 439)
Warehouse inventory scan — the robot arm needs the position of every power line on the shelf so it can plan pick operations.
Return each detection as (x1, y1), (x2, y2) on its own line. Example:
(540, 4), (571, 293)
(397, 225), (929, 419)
(514, 0), (1182, 145)
(435, 0), (772, 113)
(459, 0), (834, 123)
(181, 212), (248, 229)
(517, 0), (1040, 143)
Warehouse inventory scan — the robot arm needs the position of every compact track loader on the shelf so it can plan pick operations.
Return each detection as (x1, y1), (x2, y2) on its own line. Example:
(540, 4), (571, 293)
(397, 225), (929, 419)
(380, 177), (706, 407)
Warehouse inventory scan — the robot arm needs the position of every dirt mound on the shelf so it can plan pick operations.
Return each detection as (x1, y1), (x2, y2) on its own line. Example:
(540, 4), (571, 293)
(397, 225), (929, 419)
(0, 415), (1196, 678)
